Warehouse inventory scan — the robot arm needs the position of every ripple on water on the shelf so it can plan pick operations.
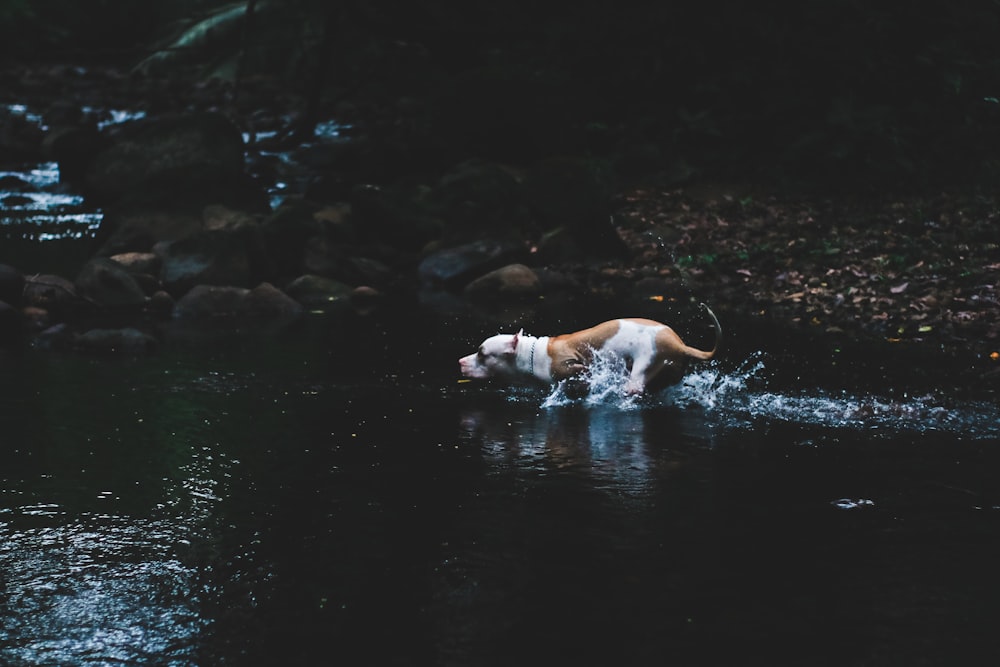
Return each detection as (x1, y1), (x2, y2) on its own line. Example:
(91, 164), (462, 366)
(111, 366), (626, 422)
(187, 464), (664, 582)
(523, 350), (999, 439)
(0, 510), (206, 666)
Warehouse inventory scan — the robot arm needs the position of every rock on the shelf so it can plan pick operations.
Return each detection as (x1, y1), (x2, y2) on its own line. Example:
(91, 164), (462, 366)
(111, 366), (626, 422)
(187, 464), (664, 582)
(0, 300), (20, 346)
(173, 283), (302, 322)
(259, 201), (326, 277)
(0, 175), (36, 192)
(149, 290), (175, 315)
(203, 204), (257, 232)
(85, 112), (246, 205)
(284, 274), (354, 311)
(95, 208), (204, 256)
(242, 282), (304, 320)
(350, 286), (382, 316)
(464, 263), (541, 302)
(75, 257), (147, 309)
(429, 158), (529, 239)
(42, 124), (104, 184)
(23, 274), (84, 319)
(159, 227), (268, 296)
(350, 183), (441, 249)
(418, 238), (525, 288)
(0, 106), (44, 161)
(523, 156), (627, 258)
(0, 263), (25, 307)
(109, 252), (161, 276)
(173, 284), (249, 319)
(73, 327), (157, 354)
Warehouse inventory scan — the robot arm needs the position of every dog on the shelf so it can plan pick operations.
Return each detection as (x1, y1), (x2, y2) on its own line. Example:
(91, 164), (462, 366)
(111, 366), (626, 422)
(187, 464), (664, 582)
(459, 303), (721, 395)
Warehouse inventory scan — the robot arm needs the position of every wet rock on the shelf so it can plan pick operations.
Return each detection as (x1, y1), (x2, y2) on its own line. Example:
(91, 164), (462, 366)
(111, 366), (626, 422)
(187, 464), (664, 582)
(23, 274), (84, 319)
(0, 175), (36, 192)
(42, 124), (103, 184)
(429, 158), (529, 239)
(159, 227), (269, 296)
(96, 208), (204, 256)
(350, 184), (441, 249)
(0, 301), (20, 346)
(149, 290), (175, 315)
(0, 263), (25, 307)
(285, 274), (354, 311)
(75, 258), (147, 309)
(418, 238), (525, 289)
(85, 112), (246, 205)
(350, 286), (383, 316)
(523, 156), (627, 258)
(243, 282), (304, 320)
(173, 285), (249, 319)
(0, 107), (44, 161)
(73, 327), (157, 355)
(109, 252), (161, 276)
(203, 204), (258, 232)
(464, 263), (541, 301)
(259, 201), (326, 277)
(173, 282), (302, 322)
(1, 194), (33, 207)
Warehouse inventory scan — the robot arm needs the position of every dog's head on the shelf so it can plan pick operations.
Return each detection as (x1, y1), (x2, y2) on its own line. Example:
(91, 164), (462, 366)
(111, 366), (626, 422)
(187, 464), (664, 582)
(458, 330), (523, 380)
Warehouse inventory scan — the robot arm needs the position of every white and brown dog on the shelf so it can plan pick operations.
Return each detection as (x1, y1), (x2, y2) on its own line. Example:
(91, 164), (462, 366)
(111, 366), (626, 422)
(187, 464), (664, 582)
(459, 304), (721, 395)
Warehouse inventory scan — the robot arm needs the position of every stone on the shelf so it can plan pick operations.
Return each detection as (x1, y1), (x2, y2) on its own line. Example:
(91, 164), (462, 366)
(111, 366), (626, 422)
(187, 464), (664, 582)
(284, 274), (354, 311)
(23, 274), (83, 319)
(158, 228), (266, 296)
(0, 263), (25, 307)
(418, 238), (524, 288)
(75, 257), (147, 308)
(73, 327), (157, 354)
(463, 263), (541, 301)
(85, 112), (246, 204)
(173, 284), (249, 319)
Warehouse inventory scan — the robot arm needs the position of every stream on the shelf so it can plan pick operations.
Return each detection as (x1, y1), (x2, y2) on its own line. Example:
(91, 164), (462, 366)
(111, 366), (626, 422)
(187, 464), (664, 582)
(0, 311), (998, 666)
(2, 103), (999, 666)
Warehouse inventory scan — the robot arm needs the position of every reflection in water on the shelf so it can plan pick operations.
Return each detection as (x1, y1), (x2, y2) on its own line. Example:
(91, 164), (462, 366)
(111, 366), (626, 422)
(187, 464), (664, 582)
(460, 405), (664, 496)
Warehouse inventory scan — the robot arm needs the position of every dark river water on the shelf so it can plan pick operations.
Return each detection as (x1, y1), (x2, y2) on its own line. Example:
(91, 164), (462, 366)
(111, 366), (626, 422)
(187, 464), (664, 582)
(1, 303), (998, 667)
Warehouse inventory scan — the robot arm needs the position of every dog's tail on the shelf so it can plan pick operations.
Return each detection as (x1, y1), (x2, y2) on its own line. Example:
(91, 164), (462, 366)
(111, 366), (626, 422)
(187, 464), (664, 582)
(683, 303), (722, 361)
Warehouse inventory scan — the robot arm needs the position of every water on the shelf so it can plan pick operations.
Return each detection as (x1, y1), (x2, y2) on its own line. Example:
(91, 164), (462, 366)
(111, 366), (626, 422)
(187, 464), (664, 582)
(0, 311), (997, 666)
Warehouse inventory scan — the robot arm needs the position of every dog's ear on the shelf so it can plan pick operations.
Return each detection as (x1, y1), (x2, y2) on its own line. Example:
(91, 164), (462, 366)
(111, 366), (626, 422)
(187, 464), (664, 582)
(509, 329), (523, 353)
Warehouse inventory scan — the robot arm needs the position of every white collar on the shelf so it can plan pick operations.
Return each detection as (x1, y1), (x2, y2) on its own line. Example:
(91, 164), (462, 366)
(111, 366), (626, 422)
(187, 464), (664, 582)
(515, 334), (551, 382)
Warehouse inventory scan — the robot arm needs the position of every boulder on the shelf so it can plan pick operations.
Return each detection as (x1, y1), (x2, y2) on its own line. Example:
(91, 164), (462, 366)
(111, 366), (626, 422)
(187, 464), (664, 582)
(75, 258), (147, 309)
(173, 283), (302, 322)
(0, 263), (25, 307)
(158, 227), (268, 296)
(350, 183), (441, 249)
(173, 284), (249, 319)
(85, 112), (246, 205)
(0, 106), (44, 161)
(463, 263), (541, 301)
(418, 238), (524, 289)
(285, 274), (354, 311)
(73, 327), (157, 354)
(242, 282), (304, 320)
(522, 156), (627, 258)
(0, 300), (20, 346)
(428, 158), (530, 239)
(23, 274), (84, 319)
(108, 252), (161, 276)
(95, 208), (204, 256)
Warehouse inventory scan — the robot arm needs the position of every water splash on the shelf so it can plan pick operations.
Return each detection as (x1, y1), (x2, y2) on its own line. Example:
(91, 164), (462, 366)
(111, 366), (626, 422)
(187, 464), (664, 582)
(531, 350), (999, 439)
(541, 349), (641, 410)
(665, 353), (1000, 438)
